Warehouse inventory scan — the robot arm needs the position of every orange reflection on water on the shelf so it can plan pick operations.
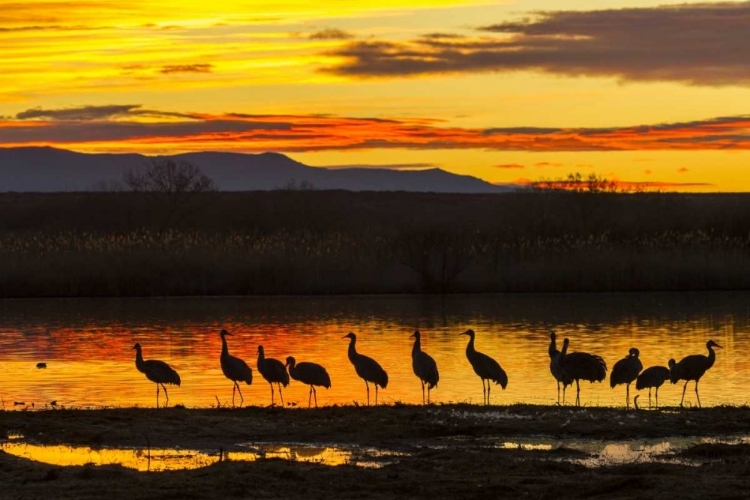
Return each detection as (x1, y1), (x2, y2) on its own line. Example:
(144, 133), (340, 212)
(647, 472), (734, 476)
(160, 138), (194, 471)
(0, 294), (748, 409)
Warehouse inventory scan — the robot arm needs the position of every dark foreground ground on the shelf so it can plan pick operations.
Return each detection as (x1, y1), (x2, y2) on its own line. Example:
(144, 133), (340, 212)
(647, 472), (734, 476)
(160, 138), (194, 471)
(2, 404), (750, 499)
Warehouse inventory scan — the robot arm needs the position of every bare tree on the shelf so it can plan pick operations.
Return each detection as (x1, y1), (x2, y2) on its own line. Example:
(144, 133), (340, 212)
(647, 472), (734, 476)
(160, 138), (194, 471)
(123, 159), (217, 193)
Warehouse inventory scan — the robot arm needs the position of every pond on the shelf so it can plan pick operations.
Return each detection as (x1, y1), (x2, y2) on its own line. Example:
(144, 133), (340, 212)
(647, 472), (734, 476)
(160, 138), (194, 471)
(0, 293), (748, 408)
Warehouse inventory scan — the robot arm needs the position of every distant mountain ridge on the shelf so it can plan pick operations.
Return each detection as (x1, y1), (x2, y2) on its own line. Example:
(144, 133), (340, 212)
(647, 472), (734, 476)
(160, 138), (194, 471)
(0, 147), (515, 193)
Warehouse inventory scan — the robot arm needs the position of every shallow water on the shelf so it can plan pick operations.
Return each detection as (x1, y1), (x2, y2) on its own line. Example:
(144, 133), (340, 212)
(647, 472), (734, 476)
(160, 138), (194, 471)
(0, 293), (748, 408)
(0, 440), (400, 471)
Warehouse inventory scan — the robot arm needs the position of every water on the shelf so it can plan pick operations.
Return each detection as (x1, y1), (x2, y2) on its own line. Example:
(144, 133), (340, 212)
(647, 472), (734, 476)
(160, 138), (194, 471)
(0, 293), (748, 408)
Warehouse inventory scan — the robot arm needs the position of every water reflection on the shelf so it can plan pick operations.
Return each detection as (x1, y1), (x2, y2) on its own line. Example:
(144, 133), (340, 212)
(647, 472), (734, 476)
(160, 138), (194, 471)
(0, 293), (748, 408)
(0, 442), (400, 471)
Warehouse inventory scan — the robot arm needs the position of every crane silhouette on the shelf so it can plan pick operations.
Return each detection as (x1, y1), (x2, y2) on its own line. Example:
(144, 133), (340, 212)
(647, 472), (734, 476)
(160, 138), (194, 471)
(342, 332), (388, 405)
(635, 364), (671, 408)
(133, 343), (181, 408)
(610, 348), (643, 408)
(257, 345), (289, 407)
(219, 329), (253, 407)
(669, 340), (722, 408)
(285, 356), (331, 408)
(410, 331), (439, 404)
(548, 331), (573, 405)
(557, 338), (607, 406)
(460, 329), (507, 405)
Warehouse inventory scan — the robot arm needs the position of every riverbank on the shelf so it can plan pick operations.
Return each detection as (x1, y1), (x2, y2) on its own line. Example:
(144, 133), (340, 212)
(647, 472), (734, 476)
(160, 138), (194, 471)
(1, 405), (749, 499)
(2, 191), (750, 297)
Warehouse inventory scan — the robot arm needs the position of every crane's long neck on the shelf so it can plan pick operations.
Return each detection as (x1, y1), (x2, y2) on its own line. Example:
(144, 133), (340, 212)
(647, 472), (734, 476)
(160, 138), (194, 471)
(548, 336), (558, 359)
(558, 340), (569, 365)
(221, 336), (228, 357)
(412, 337), (421, 357)
(257, 349), (265, 367)
(135, 349), (146, 374)
(347, 338), (358, 363)
(706, 344), (717, 368)
(465, 335), (476, 356)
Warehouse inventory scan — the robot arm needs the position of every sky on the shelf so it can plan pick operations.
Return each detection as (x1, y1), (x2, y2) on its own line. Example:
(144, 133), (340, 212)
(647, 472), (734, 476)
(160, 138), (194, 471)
(2, 1), (750, 191)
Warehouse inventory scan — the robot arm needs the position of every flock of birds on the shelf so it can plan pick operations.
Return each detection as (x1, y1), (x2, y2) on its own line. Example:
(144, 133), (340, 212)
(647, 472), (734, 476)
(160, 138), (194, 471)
(132, 329), (723, 409)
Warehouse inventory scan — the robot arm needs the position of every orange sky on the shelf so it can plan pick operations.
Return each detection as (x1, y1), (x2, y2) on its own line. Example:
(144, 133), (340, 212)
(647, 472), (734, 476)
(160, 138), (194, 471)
(2, 1), (750, 191)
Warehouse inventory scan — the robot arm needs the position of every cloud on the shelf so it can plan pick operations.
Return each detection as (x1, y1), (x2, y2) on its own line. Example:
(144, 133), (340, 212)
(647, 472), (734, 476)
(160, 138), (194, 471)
(494, 163), (524, 169)
(325, 2), (750, 86)
(645, 170), (652, 175)
(534, 162), (564, 167)
(159, 64), (213, 74)
(5, 105), (750, 154)
(308, 28), (354, 40)
(322, 162), (437, 170)
(16, 105), (141, 121)
(678, 167), (689, 173)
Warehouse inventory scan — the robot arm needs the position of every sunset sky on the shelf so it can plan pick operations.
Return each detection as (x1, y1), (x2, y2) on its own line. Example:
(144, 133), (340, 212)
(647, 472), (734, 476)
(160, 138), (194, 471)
(2, 1), (750, 191)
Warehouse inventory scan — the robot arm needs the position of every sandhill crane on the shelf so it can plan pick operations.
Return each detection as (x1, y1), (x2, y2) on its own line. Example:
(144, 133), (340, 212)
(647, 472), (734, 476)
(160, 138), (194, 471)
(219, 329), (253, 407)
(460, 329), (507, 405)
(257, 345), (289, 407)
(410, 331), (439, 404)
(342, 332), (388, 405)
(558, 338), (607, 406)
(669, 340), (722, 408)
(285, 356), (331, 408)
(636, 364), (670, 408)
(133, 343), (181, 408)
(610, 348), (643, 408)
(548, 331), (573, 405)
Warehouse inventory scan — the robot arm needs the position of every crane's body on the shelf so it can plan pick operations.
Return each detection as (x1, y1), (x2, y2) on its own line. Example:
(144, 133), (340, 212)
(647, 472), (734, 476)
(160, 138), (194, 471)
(219, 329), (252, 407)
(343, 332), (388, 405)
(411, 331), (439, 404)
(670, 340), (722, 408)
(258, 345), (289, 407)
(548, 331), (573, 405)
(557, 338), (607, 406)
(610, 348), (643, 408)
(286, 356), (331, 408)
(133, 343), (180, 408)
(636, 365), (670, 408)
(461, 329), (507, 405)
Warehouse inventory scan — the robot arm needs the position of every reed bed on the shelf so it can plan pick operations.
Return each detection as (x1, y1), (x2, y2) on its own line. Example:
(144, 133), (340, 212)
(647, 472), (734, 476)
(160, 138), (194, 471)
(1, 191), (750, 297)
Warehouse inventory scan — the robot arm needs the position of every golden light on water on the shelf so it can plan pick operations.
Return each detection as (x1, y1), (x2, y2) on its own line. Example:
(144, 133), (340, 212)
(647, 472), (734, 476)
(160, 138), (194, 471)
(0, 295), (748, 409)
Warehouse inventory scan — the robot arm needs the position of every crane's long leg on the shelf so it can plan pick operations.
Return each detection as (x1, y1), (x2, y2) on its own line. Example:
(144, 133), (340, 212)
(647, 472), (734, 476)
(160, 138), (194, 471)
(313, 386), (318, 408)
(278, 383), (285, 407)
(575, 380), (581, 407)
(269, 382), (275, 406)
(487, 382), (492, 406)
(156, 384), (160, 408)
(557, 381), (561, 405)
(162, 384), (169, 408)
(695, 380), (701, 408)
(232, 384), (236, 408)
(563, 385), (567, 406)
(648, 388), (652, 409)
(680, 381), (688, 407)
(421, 381), (425, 405)
(308, 385), (313, 408)
(655, 387), (659, 409)
(375, 385), (379, 405)
(626, 384), (630, 409)
(365, 381), (370, 406)
(236, 382), (245, 407)
(481, 378), (486, 405)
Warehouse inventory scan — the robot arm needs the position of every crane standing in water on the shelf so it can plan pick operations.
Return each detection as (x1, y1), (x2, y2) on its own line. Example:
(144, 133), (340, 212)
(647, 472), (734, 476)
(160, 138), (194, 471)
(460, 329), (507, 405)
(219, 329), (253, 407)
(670, 340), (722, 408)
(410, 331), (439, 404)
(133, 343), (181, 408)
(557, 338), (607, 406)
(635, 364), (671, 408)
(342, 332), (388, 405)
(257, 345), (289, 407)
(610, 348), (643, 408)
(285, 356), (331, 408)
(548, 331), (573, 405)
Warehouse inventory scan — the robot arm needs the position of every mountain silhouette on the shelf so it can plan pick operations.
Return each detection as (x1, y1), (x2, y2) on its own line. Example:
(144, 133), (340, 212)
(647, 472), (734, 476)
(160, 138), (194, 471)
(0, 147), (515, 193)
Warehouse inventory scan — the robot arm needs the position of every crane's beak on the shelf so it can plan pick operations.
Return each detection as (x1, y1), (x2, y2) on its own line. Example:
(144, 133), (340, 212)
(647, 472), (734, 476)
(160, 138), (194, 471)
(341, 334), (350, 339)
(715, 342), (723, 349)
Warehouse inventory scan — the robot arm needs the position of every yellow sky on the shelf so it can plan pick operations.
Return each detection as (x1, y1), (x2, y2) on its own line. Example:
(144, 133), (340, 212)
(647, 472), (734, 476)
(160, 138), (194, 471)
(2, 0), (750, 191)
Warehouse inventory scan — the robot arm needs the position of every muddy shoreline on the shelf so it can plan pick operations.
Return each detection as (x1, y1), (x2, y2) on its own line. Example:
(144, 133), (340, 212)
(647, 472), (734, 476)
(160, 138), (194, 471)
(2, 404), (750, 499)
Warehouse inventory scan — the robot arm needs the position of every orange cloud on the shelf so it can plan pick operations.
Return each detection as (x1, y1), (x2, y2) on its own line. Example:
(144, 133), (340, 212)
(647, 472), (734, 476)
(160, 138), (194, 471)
(4, 105), (750, 154)
(678, 167), (689, 173)
(494, 163), (524, 169)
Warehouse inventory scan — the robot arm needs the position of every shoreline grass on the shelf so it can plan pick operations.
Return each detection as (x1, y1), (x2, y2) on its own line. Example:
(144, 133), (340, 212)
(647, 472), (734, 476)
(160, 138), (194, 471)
(2, 191), (750, 297)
